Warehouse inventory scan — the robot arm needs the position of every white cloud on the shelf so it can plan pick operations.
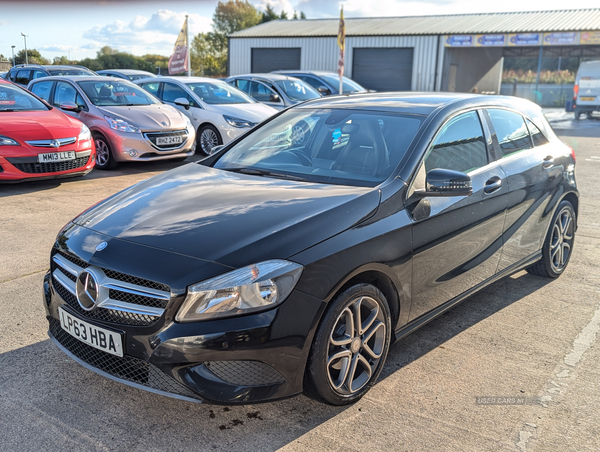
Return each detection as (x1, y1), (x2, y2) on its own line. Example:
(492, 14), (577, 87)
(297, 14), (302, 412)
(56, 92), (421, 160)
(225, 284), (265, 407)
(254, 0), (296, 14)
(82, 10), (212, 56)
(0, 20), (9, 26)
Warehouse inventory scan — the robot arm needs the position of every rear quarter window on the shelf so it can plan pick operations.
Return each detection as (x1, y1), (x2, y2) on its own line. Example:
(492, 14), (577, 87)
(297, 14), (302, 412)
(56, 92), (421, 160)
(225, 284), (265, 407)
(487, 109), (532, 157)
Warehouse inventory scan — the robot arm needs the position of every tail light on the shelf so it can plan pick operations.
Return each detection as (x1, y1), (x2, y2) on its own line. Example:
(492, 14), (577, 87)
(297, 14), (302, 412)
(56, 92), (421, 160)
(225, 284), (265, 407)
(573, 84), (579, 101)
(568, 146), (576, 163)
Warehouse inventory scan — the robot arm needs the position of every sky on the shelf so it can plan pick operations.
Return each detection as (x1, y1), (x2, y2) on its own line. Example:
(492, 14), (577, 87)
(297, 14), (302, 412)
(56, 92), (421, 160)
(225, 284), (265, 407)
(1, 0), (600, 62)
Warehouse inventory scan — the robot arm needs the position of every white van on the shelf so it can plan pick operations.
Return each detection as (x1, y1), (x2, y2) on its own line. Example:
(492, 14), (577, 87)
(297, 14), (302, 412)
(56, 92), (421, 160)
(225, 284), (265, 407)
(574, 60), (600, 120)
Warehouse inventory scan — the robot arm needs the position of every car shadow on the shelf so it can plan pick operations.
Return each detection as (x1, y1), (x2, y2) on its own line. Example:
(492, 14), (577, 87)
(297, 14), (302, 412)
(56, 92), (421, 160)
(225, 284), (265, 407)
(0, 271), (552, 451)
(0, 155), (205, 199)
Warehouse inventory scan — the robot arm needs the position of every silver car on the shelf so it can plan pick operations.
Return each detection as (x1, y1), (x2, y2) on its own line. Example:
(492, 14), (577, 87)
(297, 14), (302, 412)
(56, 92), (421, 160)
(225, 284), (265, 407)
(225, 74), (321, 110)
(28, 76), (195, 169)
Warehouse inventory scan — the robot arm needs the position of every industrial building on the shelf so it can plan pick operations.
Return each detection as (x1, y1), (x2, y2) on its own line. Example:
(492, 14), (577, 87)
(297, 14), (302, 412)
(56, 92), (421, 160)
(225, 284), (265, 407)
(227, 8), (600, 94)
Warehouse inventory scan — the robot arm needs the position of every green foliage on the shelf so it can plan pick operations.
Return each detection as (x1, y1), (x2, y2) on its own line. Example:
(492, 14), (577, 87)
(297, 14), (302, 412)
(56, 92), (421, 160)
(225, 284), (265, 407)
(78, 58), (103, 71)
(261, 5), (279, 23)
(213, 0), (261, 35)
(502, 69), (575, 84)
(53, 56), (70, 65)
(279, 10), (289, 20)
(14, 49), (49, 65)
(191, 32), (227, 76)
(300, 11), (306, 19)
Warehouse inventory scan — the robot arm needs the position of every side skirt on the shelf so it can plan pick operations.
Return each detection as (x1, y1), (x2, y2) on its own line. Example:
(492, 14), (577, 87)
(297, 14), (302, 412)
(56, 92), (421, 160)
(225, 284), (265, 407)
(393, 251), (542, 342)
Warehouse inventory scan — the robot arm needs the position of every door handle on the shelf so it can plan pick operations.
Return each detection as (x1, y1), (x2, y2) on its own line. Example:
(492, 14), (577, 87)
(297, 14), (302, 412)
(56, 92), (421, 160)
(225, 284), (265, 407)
(484, 177), (502, 194)
(543, 155), (554, 169)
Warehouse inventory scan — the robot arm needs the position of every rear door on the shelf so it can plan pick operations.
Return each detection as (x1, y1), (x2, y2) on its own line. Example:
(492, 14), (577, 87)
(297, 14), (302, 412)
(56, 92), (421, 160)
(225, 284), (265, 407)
(408, 109), (508, 321)
(485, 108), (559, 271)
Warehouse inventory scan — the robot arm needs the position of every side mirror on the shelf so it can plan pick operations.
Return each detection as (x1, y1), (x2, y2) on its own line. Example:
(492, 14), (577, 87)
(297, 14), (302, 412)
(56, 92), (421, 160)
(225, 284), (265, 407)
(269, 93), (280, 102)
(174, 97), (190, 110)
(318, 86), (332, 95)
(416, 168), (473, 197)
(60, 101), (80, 112)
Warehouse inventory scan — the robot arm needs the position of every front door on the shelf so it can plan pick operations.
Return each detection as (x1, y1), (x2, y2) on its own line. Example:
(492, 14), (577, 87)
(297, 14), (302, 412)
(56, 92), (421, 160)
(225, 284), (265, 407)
(408, 110), (508, 321)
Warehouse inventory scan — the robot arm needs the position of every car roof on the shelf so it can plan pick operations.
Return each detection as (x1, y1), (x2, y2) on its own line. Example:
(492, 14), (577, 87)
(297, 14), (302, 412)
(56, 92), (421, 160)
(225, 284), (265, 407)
(296, 92), (540, 116)
(98, 69), (154, 75)
(228, 73), (299, 82)
(30, 76), (133, 83)
(273, 70), (338, 77)
(145, 76), (227, 84)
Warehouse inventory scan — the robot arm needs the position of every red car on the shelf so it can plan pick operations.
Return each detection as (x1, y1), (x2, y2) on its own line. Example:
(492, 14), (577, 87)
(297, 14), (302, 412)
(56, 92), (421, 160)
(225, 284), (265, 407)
(0, 80), (95, 182)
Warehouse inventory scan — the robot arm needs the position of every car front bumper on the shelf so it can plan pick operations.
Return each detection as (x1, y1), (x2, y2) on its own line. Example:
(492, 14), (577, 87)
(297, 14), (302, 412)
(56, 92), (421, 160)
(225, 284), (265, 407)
(43, 270), (325, 405)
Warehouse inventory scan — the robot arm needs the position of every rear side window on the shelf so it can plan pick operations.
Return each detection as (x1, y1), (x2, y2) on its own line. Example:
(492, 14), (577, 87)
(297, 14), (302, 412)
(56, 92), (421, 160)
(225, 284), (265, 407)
(162, 83), (195, 106)
(140, 82), (160, 96)
(425, 111), (488, 174)
(32, 70), (47, 80)
(526, 119), (549, 147)
(30, 81), (54, 102)
(487, 109), (532, 157)
(15, 70), (31, 85)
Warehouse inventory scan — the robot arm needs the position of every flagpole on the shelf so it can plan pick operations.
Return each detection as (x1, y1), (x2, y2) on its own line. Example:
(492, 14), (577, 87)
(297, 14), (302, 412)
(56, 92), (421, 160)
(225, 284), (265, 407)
(186, 15), (191, 77)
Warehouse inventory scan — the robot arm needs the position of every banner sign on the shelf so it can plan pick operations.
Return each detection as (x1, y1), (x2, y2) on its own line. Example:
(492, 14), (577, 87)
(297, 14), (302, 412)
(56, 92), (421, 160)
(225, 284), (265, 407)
(445, 35), (473, 47)
(337, 6), (345, 92)
(543, 32), (578, 45)
(168, 18), (189, 75)
(475, 34), (507, 47)
(580, 31), (600, 45)
(508, 33), (541, 46)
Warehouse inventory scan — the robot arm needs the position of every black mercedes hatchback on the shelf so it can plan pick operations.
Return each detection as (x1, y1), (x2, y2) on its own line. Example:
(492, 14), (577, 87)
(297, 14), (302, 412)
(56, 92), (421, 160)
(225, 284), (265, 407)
(43, 93), (578, 406)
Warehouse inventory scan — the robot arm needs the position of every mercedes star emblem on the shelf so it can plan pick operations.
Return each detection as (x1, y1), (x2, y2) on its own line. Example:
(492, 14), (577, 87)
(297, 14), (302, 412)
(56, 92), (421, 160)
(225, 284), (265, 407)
(76, 270), (100, 311)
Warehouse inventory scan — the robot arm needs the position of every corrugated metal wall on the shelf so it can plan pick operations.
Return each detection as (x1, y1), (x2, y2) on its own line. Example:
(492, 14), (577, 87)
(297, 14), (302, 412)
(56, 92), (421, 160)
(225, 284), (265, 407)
(229, 36), (444, 91)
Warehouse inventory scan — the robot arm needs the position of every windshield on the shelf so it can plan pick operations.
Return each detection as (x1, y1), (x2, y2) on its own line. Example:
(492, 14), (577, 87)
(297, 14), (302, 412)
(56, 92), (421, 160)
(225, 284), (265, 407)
(186, 82), (253, 104)
(214, 108), (423, 187)
(275, 80), (320, 102)
(77, 80), (160, 106)
(319, 74), (366, 93)
(49, 69), (95, 76)
(0, 83), (49, 111)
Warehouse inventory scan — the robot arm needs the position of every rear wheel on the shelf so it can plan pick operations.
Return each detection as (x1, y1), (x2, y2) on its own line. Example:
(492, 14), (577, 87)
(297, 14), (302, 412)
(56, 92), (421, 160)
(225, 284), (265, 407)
(197, 125), (222, 155)
(527, 200), (576, 278)
(93, 133), (118, 170)
(304, 284), (391, 406)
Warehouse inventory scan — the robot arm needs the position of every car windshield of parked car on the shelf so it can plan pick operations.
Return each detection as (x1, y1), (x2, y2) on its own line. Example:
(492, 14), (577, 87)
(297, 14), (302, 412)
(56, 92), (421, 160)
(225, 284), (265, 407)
(186, 82), (253, 104)
(214, 108), (423, 187)
(48, 69), (95, 76)
(77, 80), (160, 106)
(319, 74), (366, 93)
(0, 84), (49, 111)
(275, 80), (320, 102)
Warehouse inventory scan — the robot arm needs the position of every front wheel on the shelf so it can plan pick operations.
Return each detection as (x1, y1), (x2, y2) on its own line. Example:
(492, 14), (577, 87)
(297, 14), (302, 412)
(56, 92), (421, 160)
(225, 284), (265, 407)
(197, 125), (222, 156)
(93, 133), (118, 170)
(527, 200), (576, 278)
(304, 284), (391, 406)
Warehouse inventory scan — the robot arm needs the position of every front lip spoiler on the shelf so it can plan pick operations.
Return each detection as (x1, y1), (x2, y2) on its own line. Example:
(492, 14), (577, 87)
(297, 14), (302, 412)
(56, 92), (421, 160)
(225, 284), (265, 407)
(47, 331), (203, 404)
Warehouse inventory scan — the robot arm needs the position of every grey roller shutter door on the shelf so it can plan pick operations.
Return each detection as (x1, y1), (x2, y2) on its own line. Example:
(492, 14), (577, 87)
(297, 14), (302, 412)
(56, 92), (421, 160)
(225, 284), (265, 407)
(251, 48), (301, 73)
(352, 48), (414, 91)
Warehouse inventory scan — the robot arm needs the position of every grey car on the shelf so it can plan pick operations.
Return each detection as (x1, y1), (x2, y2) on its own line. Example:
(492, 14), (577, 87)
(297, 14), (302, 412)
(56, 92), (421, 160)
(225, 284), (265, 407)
(272, 70), (368, 95)
(28, 76), (195, 170)
(97, 69), (157, 81)
(226, 73), (321, 110)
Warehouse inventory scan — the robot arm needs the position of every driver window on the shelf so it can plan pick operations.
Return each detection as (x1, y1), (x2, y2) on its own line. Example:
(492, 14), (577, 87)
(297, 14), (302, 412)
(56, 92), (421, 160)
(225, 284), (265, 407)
(53, 82), (86, 109)
(250, 82), (279, 103)
(424, 111), (488, 174)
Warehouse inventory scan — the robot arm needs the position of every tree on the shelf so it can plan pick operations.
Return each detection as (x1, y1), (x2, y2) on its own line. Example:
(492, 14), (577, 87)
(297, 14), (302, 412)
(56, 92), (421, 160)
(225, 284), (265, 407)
(77, 58), (103, 71)
(279, 10), (289, 20)
(53, 56), (70, 65)
(14, 49), (49, 65)
(191, 32), (227, 76)
(300, 11), (306, 19)
(292, 11), (298, 20)
(213, 0), (260, 36)
(261, 4), (279, 23)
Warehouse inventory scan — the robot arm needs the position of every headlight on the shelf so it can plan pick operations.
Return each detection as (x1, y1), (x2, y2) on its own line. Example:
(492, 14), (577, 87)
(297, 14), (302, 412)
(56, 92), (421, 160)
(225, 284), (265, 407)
(78, 123), (91, 141)
(104, 115), (140, 133)
(223, 115), (256, 128)
(175, 260), (303, 322)
(0, 135), (19, 146)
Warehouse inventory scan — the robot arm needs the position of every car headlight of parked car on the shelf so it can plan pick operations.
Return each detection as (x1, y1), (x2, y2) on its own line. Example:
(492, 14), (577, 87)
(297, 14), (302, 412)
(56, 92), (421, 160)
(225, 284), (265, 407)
(223, 115), (256, 128)
(0, 135), (19, 146)
(175, 260), (303, 322)
(78, 123), (92, 141)
(104, 115), (140, 133)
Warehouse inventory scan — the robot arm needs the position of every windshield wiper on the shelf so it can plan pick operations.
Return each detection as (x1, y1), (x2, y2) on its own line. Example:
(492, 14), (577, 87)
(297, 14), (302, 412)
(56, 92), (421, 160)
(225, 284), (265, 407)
(225, 167), (307, 181)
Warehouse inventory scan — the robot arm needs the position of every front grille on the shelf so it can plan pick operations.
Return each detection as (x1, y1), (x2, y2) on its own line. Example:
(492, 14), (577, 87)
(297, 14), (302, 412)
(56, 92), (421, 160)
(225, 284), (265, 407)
(204, 361), (286, 387)
(144, 130), (188, 150)
(9, 156), (89, 174)
(51, 249), (171, 327)
(49, 318), (200, 400)
(53, 276), (158, 327)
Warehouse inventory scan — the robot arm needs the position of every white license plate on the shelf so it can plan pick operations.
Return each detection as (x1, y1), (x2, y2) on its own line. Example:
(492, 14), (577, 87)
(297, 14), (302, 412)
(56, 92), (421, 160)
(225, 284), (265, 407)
(156, 136), (183, 145)
(59, 307), (124, 357)
(38, 151), (76, 163)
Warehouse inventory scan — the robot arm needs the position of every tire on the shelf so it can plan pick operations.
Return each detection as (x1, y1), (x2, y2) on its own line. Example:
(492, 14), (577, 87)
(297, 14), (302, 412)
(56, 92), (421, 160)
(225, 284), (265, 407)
(574, 110), (581, 121)
(197, 124), (222, 156)
(304, 283), (392, 406)
(93, 133), (118, 170)
(527, 200), (576, 278)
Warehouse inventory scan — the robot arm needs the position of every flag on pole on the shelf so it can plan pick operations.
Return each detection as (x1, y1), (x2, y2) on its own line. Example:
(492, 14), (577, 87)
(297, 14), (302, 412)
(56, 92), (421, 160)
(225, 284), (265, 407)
(337, 6), (345, 94)
(168, 17), (189, 75)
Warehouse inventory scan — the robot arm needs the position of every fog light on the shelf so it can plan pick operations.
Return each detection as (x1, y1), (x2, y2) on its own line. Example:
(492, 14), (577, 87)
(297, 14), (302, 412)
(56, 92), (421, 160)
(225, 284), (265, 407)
(128, 149), (138, 157)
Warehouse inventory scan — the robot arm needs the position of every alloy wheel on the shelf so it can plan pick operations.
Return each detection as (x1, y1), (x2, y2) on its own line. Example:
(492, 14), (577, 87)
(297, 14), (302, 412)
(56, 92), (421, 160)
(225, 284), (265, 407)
(95, 139), (110, 166)
(200, 128), (219, 154)
(550, 207), (574, 273)
(327, 296), (386, 395)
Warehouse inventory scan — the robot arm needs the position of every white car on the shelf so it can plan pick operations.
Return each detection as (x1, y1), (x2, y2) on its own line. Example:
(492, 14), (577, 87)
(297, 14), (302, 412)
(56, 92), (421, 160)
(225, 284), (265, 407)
(135, 76), (277, 155)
